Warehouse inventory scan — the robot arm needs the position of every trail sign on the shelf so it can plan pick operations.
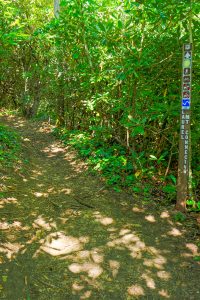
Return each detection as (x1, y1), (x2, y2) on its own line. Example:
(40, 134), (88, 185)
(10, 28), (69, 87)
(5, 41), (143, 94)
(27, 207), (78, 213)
(184, 44), (192, 51)
(183, 59), (191, 68)
(184, 68), (191, 75)
(177, 44), (192, 211)
(184, 52), (191, 59)
(182, 98), (190, 109)
(183, 76), (190, 83)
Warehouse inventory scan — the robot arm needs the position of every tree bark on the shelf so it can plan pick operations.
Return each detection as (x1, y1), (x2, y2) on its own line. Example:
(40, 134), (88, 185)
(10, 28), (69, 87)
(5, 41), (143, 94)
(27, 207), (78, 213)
(54, 0), (60, 18)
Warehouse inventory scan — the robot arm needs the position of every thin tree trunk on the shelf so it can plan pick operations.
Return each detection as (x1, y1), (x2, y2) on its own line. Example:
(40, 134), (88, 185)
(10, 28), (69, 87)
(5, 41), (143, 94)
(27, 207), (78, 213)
(54, 0), (60, 18)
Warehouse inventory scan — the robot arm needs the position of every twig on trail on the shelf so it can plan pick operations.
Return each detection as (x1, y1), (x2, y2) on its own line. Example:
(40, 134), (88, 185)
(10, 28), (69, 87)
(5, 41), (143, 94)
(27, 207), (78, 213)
(0, 211), (18, 214)
(96, 185), (106, 193)
(72, 197), (95, 209)
(46, 198), (62, 209)
(46, 193), (95, 209)
(35, 277), (62, 289)
(0, 191), (17, 193)
(46, 197), (86, 211)
(25, 276), (31, 300)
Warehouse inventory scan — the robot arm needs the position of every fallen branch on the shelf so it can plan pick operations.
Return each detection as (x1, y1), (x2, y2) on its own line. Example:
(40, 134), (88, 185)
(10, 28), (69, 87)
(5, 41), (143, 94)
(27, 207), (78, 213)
(72, 197), (95, 209)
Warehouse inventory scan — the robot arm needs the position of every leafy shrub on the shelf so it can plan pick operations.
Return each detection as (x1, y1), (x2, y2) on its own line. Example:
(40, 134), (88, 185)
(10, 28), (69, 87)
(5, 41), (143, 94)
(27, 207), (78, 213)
(53, 127), (174, 198)
(0, 124), (20, 166)
(186, 199), (200, 212)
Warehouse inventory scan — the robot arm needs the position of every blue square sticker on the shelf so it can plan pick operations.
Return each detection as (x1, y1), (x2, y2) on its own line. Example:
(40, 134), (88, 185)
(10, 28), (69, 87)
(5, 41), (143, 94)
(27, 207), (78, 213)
(182, 98), (190, 109)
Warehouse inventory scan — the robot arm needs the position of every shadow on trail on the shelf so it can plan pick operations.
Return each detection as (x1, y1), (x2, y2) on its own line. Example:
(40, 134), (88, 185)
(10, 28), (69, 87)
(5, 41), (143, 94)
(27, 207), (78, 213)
(0, 115), (199, 300)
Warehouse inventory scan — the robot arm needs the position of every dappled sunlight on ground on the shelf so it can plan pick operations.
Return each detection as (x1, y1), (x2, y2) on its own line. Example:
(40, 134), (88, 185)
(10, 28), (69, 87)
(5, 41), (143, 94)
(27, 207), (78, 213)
(160, 211), (170, 219)
(128, 284), (145, 296)
(132, 206), (145, 213)
(106, 225), (168, 272)
(0, 197), (18, 209)
(158, 289), (170, 298)
(145, 214), (156, 223)
(42, 143), (66, 158)
(12, 119), (26, 128)
(33, 192), (48, 198)
(0, 220), (28, 231)
(185, 243), (199, 255)
(109, 259), (120, 277)
(22, 137), (31, 142)
(167, 227), (183, 237)
(0, 114), (199, 299)
(0, 241), (24, 260)
(69, 262), (103, 279)
(35, 232), (88, 257)
(33, 215), (56, 231)
(93, 211), (114, 226)
(181, 243), (200, 259)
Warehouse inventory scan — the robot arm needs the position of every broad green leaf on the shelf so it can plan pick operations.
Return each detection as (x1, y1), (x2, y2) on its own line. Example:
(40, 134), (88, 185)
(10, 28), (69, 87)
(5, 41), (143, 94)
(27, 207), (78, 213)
(149, 155), (157, 160)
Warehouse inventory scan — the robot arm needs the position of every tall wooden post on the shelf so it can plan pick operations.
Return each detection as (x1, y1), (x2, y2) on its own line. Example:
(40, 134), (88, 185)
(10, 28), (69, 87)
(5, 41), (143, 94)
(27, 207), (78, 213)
(176, 44), (192, 211)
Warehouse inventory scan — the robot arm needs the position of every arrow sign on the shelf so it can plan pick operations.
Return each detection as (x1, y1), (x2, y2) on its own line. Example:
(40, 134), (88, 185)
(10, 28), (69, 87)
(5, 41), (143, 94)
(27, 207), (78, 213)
(184, 52), (191, 59)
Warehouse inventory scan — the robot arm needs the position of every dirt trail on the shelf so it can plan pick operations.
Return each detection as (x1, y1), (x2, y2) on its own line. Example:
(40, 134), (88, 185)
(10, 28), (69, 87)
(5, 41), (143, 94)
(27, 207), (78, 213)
(0, 115), (199, 300)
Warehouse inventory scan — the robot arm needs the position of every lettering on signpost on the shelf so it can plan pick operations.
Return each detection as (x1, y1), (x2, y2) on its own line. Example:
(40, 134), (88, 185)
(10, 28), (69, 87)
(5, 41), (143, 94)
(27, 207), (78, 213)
(177, 44), (192, 211)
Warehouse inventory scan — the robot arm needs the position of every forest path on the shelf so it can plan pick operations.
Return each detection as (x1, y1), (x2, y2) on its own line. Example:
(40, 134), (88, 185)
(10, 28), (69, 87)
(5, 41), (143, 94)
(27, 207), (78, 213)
(0, 115), (199, 300)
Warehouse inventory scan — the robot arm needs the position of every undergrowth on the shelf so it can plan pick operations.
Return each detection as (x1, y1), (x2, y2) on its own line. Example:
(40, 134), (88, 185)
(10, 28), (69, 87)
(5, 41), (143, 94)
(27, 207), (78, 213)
(53, 127), (200, 211)
(0, 123), (21, 167)
(53, 127), (179, 204)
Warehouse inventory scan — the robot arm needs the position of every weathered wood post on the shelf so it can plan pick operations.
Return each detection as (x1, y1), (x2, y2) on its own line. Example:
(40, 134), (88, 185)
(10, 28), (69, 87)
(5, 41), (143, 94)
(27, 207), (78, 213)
(176, 43), (192, 211)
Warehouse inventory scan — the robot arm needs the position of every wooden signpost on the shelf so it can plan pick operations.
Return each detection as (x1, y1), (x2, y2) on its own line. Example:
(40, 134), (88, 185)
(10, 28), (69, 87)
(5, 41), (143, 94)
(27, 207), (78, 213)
(177, 44), (192, 211)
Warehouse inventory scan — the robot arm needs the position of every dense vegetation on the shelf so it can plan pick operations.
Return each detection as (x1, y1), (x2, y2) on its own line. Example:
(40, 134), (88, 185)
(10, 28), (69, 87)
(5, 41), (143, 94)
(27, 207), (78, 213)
(0, 122), (21, 167)
(0, 0), (199, 208)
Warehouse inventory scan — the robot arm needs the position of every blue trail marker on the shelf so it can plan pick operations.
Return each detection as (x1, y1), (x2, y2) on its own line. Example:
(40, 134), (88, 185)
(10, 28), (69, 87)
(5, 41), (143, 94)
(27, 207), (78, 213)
(182, 98), (190, 109)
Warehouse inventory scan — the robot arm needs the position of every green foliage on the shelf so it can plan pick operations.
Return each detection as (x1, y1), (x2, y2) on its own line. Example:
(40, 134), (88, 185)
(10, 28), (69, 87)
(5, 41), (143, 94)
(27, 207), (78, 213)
(186, 199), (200, 212)
(173, 212), (187, 222)
(0, 123), (20, 166)
(53, 126), (175, 200)
(162, 184), (176, 194)
(53, 127), (129, 187)
(193, 256), (200, 262)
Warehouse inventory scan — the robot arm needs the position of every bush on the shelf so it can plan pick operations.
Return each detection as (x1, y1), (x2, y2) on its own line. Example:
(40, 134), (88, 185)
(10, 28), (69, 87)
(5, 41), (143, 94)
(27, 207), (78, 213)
(0, 124), (20, 166)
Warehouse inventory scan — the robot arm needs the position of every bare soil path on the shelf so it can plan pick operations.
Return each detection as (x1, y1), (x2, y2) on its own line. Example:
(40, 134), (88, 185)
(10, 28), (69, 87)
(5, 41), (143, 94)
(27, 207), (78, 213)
(0, 115), (199, 300)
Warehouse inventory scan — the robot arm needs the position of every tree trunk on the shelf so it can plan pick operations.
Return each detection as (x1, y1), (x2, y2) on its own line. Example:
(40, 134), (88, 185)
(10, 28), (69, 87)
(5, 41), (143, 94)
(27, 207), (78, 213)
(54, 0), (60, 18)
